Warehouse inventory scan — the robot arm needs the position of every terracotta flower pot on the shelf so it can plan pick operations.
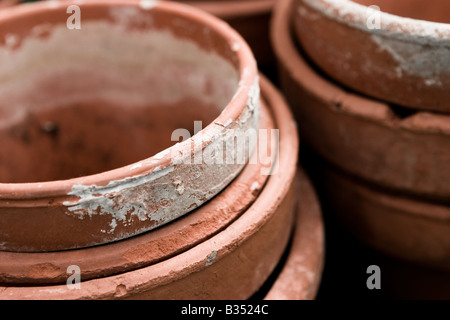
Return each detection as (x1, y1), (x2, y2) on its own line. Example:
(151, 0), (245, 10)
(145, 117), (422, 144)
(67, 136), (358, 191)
(0, 74), (300, 300)
(0, 95), (277, 285)
(272, 0), (450, 202)
(264, 169), (324, 300)
(292, 0), (450, 113)
(0, 0), (259, 252)
(317, 161), (450, 272)
(175, 0), (276, 69)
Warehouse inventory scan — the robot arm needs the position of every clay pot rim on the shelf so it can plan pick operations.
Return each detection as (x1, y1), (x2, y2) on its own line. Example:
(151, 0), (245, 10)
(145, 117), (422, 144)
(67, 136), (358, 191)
(264, 170), (324, 300)
(0, 0), (257, 198)
(330, 165), (450, 223)
(0, 74), (299, 299)
(303, 0), (450, 42)
(322, 163), (450, 272)
(273, 0), (450, 137)
(183, 0), (275, 19)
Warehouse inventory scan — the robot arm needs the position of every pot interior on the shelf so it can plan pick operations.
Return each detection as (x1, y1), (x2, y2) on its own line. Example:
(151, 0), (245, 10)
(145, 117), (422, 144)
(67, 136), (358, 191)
(353, 0), (450, 24)
(0, 3), (240, 183)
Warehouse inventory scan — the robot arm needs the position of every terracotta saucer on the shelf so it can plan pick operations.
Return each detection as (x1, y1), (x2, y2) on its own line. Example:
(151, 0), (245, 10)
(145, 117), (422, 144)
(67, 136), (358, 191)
(264, 169), (325, 300)
(0, 91), (276, 285)
(0, 0), (259, 252)
(0, 74), (299, 300)
(272, 0), (450, 202)
(318, 161), (450, 272)
(292, 0), (450, 113)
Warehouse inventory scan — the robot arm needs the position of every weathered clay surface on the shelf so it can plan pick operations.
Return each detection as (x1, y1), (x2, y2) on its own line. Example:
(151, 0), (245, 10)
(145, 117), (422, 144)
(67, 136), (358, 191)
(272, 0), (450, 201)
(0, 0), (259, 252)
(292, 0), (450, 113)
(265, 169), (324, 300)
(0, 97), (276, 285)
(0, 75), (299, 300)
(318, 161), (450, 272)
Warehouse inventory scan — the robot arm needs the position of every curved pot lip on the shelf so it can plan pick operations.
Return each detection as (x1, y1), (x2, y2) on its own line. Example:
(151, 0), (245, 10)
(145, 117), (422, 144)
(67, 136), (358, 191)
(0, 74), (299, 299)
(300, 0), (450, 43)
(264, 169), (324, 300)
(0, 0), (257, 198)
(183, 0), (275, 19)
(273, 0), (450, 136)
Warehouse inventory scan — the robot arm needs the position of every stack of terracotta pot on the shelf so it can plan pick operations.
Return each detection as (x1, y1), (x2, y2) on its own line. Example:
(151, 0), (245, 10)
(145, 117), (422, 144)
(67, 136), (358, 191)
(272, 0), (450, 296)
(0, 0), (324, 300)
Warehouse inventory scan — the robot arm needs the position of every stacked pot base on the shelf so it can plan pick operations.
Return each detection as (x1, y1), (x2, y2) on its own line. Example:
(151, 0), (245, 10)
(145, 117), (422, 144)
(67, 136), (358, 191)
(0, 76), (324, 300)
(272, 0), (450, 286)
(317, 160), (450, 273)
(312, 157), (450, 299)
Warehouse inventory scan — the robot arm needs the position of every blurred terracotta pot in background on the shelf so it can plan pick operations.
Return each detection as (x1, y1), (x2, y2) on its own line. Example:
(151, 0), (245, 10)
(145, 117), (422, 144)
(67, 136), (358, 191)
(292, 0), (450, 113)
(272, 0), (450, 202)
(272, 0), (450, 282)
(320, 162), (450, 272)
